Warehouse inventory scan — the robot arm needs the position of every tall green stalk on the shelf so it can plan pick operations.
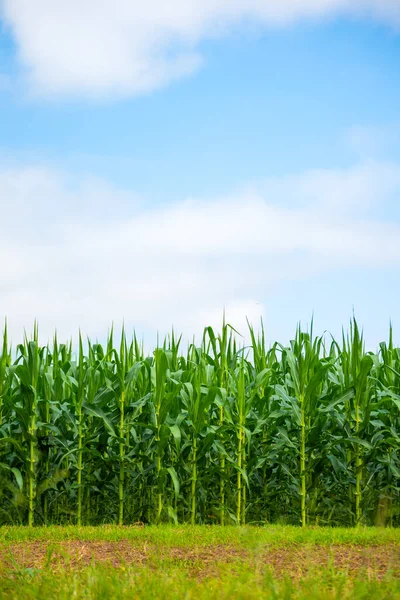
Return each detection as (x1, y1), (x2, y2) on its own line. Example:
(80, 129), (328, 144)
(153, 349), (169, 523)
(299, 392), (306, 527)
(27, 397), (36, 527)
(236, 361), (246, 525)
(191, 435), (197, 525)
(282, 327), (328, 527)
(119, 389), (125, 525)
(337, 321), (373, 526)
(182, 355), (213, 526)
(205, 319), (231, 525)
(76, 335), (85, 527)
(354, 355), (373, 526)
(21, 326), (41, 527)
(117, 330), (127, 526)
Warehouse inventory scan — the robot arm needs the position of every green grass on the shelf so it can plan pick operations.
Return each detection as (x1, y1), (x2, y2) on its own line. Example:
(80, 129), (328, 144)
(0, 526), (399, 599)
(0, 565), (399, 600)
(1, 524), (400, 545)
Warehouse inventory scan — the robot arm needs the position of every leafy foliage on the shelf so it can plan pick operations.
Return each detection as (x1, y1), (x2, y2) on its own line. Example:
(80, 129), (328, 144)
(0, 319), (399, 526)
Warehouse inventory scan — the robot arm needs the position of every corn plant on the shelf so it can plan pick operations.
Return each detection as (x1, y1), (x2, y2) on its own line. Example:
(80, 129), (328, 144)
(0, 319), (398, 527)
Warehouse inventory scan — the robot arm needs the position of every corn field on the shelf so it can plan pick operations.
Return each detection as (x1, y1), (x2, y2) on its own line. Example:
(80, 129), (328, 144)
(0, 320), (399, 527)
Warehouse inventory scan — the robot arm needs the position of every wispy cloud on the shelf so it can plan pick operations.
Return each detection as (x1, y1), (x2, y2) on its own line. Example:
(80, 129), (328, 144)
(2, 0), (400, 98)
(0, 160), (399, 342)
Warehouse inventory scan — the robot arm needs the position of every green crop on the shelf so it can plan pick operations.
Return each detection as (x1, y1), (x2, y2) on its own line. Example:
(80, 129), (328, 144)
(0, 318), (398, 527)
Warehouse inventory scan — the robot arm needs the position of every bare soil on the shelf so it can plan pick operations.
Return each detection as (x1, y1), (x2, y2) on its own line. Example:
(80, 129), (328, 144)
(0, 541), (398, 579)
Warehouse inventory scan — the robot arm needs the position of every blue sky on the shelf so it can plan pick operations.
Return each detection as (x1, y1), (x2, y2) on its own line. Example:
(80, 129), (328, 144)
(0, 1), (399, 348)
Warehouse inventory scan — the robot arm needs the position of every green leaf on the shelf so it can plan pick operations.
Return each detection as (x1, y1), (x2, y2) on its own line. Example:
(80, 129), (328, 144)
(169, 424), (181, 450)
(82, 402), (116, 436)
(11, 467), (23, 491)
(166, 466), (180, 498)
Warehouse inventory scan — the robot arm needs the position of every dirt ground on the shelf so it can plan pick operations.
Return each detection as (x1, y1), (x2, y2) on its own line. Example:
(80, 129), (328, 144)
(0, 541), (399, 579)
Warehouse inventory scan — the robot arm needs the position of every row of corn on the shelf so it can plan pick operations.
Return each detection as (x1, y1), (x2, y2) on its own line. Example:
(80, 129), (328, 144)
(0, 319), (399, 526)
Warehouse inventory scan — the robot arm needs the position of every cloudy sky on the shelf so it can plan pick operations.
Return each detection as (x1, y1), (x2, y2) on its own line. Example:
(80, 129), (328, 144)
(0, 1), (399, 348)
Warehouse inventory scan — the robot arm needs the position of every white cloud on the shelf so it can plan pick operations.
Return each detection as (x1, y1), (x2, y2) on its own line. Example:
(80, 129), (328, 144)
(255, 161), (400, 216)
(0, 160), (399, 344)
(2, 0), (400, 98)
